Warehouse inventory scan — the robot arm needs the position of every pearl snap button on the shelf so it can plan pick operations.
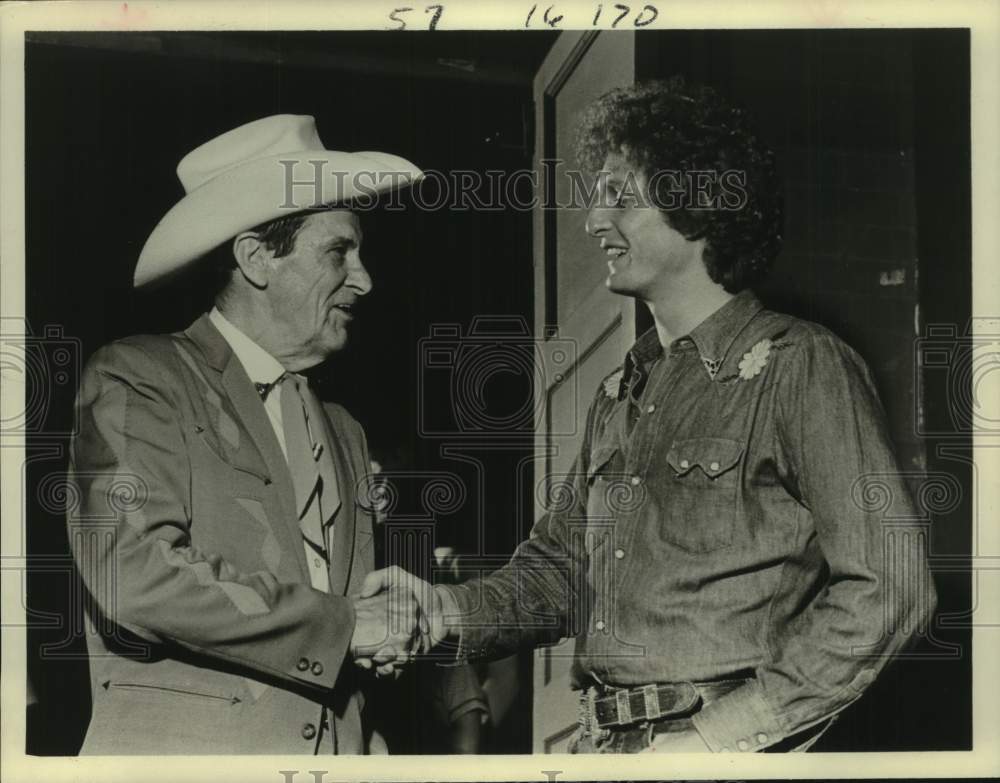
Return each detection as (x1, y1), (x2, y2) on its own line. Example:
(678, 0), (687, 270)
(595, 620), (606, 631)
(710, 461), (720, 471)
(737, 739), (750, 751)
(679, 459), (690, 469)
(614, 548), (625, 559)
(630, 475), (642, 485)
(756, 732), (768, 744)
(646, 404), (656, 413)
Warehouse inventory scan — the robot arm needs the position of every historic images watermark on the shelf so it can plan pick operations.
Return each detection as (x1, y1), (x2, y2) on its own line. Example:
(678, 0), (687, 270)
(417, 316), (577, 439)
(0, 317), (80, 437)
(914, 319), (1000, 437)
(277, 159), (751, 214)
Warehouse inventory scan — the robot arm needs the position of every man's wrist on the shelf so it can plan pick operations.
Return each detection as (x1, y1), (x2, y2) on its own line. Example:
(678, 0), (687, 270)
(433, 584), (460, 641)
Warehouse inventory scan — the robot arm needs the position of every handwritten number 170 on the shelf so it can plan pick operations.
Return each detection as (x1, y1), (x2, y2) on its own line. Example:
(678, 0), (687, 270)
(593, 4), (658, 26)
(526, 4), (658, 27)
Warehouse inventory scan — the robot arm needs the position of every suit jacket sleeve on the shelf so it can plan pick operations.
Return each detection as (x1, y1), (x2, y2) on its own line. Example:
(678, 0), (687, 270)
(69, 339), (355, 693)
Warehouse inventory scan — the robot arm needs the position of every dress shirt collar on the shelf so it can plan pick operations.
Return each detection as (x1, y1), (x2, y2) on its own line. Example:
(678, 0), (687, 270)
(208, 307), (286, 386)
(627, 289), (764, 381)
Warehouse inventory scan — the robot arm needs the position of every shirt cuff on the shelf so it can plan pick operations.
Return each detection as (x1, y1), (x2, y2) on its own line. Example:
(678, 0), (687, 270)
(436, 583), (498, 662)
(431, 584), (471, 663)
(690, 679), (785, 752)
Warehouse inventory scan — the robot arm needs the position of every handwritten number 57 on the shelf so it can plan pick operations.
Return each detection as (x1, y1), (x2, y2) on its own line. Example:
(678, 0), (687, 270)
(390, 5), (444, 30)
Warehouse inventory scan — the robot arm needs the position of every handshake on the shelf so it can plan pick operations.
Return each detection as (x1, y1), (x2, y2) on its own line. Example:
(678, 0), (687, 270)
(349, 565), (459, 677)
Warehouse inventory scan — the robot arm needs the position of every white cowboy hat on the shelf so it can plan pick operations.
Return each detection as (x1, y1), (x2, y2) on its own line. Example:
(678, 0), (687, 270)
(134, 114), (423, 287)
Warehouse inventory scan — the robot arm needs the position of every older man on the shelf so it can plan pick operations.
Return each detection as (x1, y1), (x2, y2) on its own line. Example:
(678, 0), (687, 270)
(67, 115), (425, 754)
(410, 77), (937, 753)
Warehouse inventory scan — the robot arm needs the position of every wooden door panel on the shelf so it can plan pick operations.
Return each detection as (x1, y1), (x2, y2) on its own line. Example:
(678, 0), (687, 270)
(555, 32), (637, 327)
(531, 30), (635, 753)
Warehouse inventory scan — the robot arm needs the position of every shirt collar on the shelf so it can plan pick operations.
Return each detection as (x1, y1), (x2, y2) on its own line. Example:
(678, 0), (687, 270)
(685, 290), (764, 378)
(627, 290), (764, 381)
(208, 307), (286, 386)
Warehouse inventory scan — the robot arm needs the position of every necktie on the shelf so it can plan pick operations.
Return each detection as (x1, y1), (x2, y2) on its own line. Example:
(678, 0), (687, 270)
(278, 374), (342, 553)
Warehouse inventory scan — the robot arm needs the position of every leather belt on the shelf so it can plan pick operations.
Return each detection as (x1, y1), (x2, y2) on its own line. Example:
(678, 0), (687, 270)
(592, 682), (701, 729)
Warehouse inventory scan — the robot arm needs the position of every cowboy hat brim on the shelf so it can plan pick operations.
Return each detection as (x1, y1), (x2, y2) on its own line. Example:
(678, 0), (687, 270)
(134, 150), (423, 287)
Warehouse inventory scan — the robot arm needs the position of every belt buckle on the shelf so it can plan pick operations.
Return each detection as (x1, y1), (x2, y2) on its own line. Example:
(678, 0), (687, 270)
(582, 687), (611, 741)
(615, 688), (633, 726)
(641, 683), (661, 721)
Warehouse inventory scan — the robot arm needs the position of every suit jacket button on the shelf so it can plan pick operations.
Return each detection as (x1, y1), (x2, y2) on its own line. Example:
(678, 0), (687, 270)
(296, 657), (310, 672)
(311, 661), (324, 676)
(301, 723), (317, 740)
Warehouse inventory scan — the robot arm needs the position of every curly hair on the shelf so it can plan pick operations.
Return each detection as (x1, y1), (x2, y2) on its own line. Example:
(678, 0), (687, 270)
(575, 77), (783, 292)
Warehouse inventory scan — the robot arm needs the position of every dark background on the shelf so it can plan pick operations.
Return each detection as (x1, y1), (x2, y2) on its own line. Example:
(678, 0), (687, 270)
(23, 29), (971, 754)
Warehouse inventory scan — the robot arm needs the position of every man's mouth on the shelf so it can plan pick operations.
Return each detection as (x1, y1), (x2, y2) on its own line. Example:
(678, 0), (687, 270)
(605, 246), (629, 271)
(331, 303), (355, 319)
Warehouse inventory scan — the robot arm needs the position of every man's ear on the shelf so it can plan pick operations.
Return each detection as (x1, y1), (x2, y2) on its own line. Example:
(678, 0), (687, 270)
(231, 232), (270, 288)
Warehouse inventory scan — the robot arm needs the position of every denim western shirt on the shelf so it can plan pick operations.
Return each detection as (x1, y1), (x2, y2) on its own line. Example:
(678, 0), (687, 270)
(445, 290), (936, 752)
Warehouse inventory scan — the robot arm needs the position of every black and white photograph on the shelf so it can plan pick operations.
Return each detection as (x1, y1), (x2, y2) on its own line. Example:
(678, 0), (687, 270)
(1, 1), (997, 780)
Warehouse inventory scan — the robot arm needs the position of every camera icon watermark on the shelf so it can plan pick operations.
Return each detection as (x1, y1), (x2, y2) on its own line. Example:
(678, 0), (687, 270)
(417, 316), (577, 438)
(914, 319), (1000, 436)
(1, 317), (80, 436)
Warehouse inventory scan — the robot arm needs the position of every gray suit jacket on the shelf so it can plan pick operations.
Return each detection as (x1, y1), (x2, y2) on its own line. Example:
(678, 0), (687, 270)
(68, 314), (377, 754)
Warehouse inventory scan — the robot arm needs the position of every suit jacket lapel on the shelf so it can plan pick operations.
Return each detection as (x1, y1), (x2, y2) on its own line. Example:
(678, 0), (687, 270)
(184, 315), (309, 581)
(318, 404), (357, 596)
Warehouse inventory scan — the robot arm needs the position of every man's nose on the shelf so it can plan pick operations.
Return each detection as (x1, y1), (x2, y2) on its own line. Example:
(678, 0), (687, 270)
(350, 256), (373, 296)
(585, 205), (612, 237)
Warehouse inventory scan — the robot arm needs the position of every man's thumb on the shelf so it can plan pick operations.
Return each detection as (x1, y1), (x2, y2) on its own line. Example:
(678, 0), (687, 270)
(358, 568), (388, 598)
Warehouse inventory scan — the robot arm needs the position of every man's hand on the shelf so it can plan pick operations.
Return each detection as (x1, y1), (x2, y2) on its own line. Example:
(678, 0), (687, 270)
(640, 728), (713, 753)
(351, 566), (457, 677)
(350, 584), (423, 677)
(359, 565), (453, 650)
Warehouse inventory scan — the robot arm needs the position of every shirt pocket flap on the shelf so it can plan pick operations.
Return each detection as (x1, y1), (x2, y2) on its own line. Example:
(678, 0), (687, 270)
(586, 445), (620, 482)
(666, 437), (744, 479)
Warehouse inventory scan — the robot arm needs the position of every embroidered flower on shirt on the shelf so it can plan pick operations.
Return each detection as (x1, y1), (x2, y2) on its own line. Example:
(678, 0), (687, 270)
(738, 338), (773, 380)
(603, 369), (625, 400)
